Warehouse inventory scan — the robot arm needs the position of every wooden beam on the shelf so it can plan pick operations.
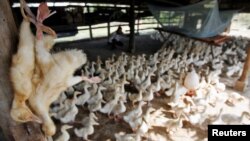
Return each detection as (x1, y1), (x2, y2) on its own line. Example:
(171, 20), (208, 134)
(128, 0), (136, 53)
(87, 6), (93, 39)
(234, 42), (250, 91)
(0, 0), (46, 140)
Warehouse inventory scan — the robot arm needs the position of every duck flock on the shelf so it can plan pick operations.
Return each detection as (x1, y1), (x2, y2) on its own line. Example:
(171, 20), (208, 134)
(49, 33), (250, 141)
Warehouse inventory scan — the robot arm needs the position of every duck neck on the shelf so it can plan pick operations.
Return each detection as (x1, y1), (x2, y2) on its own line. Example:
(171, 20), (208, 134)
(84, 86), (89, 94)
(241, 112), (250, 121)
(61, 128), (69, 136)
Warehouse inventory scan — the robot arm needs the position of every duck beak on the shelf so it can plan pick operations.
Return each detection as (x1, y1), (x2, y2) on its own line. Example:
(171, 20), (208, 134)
(65, 125), (73, 130)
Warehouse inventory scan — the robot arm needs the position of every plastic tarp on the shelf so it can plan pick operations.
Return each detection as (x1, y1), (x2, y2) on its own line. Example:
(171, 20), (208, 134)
(148, 0), (237, 38)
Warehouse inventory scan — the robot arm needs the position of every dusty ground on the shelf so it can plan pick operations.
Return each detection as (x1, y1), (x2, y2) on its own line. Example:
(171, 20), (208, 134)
(53, 34), (162, 61)
(227, 13), (250, 38)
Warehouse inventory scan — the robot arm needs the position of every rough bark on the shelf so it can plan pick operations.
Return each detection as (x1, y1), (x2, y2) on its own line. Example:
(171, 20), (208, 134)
(0, 0), (45, 141)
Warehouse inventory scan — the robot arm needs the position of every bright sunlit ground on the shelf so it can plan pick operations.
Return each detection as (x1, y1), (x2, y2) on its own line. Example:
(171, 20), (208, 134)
(227, 13), (250, 38)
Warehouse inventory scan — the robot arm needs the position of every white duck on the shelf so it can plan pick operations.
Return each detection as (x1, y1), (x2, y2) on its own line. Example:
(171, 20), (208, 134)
(81, 112), (98, 125)
(165, 87), (175, 97)
(119, 74), (129, 94)
(165, 113), (186, 134)
(115, 132), (140, 141)
(148, 52), (159, 67)
(123, 101), (146, 130)
(59, 91), (81, 123)
(96, 56), (102, 68)
(184, 65), (200, 90)
(65, 86), (75, 96)
(161, 75), (175, 90)
(128, 90), (143, 106)
(220, 112), (250, 124)
(171, 82), (188, 103)
(137, 107), (155, 135)
(186, 112), (202, 125)
(50, 92), (67, 113)
(142, 86), (154, 103)
(89, 83), (98, 96)
(90, 61), (96, 76)
(55, 125), (72, 141)
(76, 84), (91, 106)
(206, 85), (218, 107)
(113, 69), (120, 82)
(103, 71), (113, 86)
(83, 65), (91, 78)
(227, 92), (245, 105)
(74, 112), (99, 140)
(134, 69), (141, 85)
(139, 71), (147, 84)
(88, 98), (104, 112)
(136, 71), (154, 91)
(100, 92), (121, 116)
(87, 85), (106, 105)
(152, 78), (163, 93)
(111, 54), (116, 62)
(112, 98), (127, 120)
(104, 60), (111, 69)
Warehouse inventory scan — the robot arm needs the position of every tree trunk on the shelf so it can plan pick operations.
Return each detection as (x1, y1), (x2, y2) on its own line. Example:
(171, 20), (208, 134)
(0, 0), (45, 141)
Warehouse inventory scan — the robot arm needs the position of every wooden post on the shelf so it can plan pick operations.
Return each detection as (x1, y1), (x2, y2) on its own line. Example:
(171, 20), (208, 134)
(108, 4), (116, 40)
(87, 6), (93, 39)
(136, 4), (140, 35)
(128, 0), (136, 53)
(0, 0), (45, 140)
(136, 19), (140, 35)
(234, 43), (250, 91)
(107, 21), (110, 41)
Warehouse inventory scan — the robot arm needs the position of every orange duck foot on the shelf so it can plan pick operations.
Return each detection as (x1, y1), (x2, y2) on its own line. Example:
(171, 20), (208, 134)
(114, 115), (123, 122)
(20, 0), (57, 38)
(185, 90), (195, 97)
(36, 2), (57, 39)
(10, 106), (42, 123)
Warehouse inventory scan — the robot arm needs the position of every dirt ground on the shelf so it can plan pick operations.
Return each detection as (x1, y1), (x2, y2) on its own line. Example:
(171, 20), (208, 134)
(53, 34), (162, 61)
